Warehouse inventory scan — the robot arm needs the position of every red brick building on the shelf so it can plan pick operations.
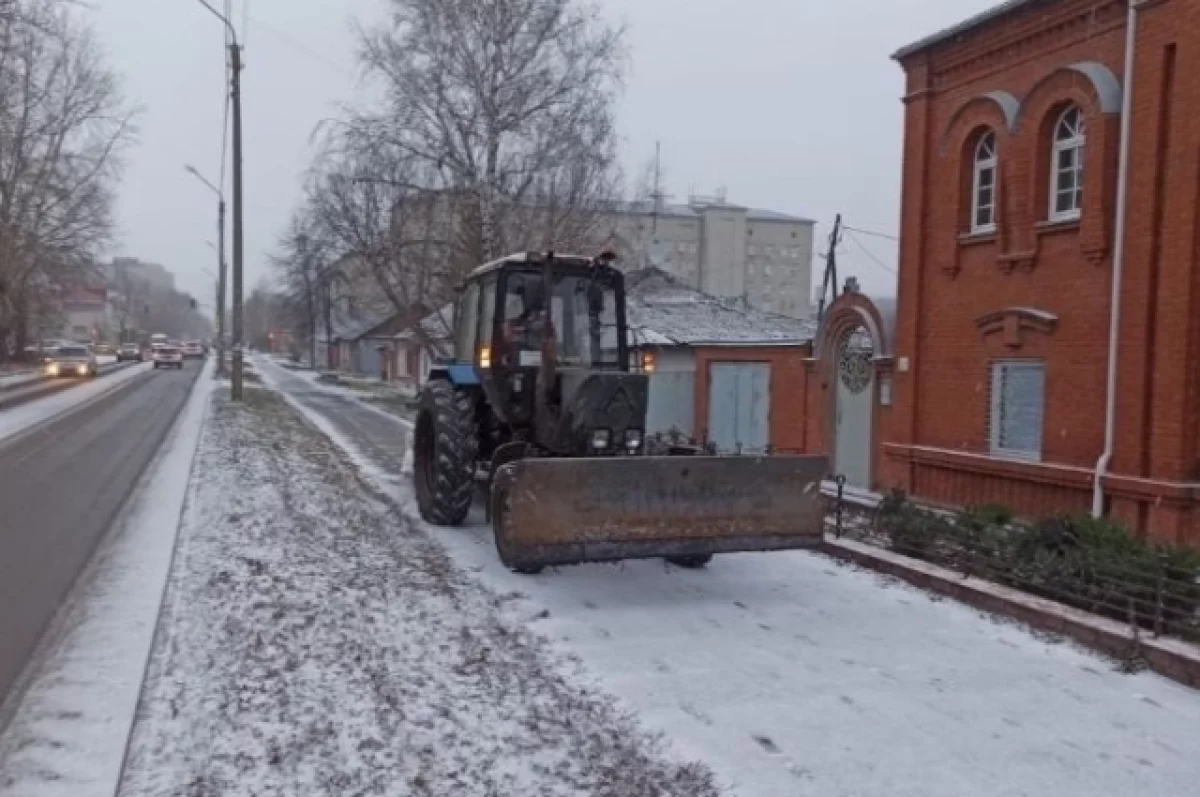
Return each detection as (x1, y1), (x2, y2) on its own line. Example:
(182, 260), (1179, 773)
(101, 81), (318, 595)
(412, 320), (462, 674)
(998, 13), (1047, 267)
(880, 0), (1200, 545)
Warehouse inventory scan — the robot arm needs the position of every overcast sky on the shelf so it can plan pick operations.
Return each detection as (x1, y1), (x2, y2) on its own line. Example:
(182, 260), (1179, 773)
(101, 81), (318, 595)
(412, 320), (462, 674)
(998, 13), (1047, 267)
(88, 0), (1000, 308)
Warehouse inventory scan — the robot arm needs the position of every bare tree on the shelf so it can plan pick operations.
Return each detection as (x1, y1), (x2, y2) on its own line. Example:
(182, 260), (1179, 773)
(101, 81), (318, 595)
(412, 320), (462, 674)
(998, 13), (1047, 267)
(303, 0), (626, 330)
(271, 207), (344, 368)
(0, 0), (137, 359)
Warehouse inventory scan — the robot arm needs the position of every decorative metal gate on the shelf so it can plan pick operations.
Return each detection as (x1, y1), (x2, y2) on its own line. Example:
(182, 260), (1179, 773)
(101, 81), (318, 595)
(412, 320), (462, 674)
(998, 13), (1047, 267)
(834, 326), (874, 488)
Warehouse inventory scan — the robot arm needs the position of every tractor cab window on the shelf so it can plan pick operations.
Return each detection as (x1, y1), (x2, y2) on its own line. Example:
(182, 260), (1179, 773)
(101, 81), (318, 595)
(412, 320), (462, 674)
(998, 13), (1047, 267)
(502, 269), (620, 368)
(479, 277), (497, 346)
(455, 282), (480, 362)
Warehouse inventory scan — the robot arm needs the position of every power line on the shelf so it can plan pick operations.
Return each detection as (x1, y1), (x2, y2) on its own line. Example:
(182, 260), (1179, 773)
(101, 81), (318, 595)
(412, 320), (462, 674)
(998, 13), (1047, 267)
(845, 229), (897, 275)
(243, 11), (357, 78)
(218, 0), (232, 190)
(842, 224), (899, 242)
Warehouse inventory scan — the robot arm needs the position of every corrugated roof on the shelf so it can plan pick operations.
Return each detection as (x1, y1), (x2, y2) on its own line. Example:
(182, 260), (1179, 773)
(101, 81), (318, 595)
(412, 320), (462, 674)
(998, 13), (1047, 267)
(892, 0), (1042, 61)
(626, 268), (816, 346)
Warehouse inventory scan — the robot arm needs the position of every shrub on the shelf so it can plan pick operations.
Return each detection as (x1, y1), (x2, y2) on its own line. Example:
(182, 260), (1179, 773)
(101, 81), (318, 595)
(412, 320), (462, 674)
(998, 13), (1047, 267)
(870, 496), (1200, 639)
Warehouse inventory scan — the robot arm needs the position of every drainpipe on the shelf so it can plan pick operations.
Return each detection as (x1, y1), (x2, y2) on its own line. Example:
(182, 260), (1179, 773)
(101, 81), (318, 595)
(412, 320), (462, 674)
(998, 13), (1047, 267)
(1093, 0), (1143, 518)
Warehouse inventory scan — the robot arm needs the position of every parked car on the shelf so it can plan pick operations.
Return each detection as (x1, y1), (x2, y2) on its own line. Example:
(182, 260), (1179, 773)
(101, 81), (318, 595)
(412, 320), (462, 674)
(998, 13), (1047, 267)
(153, 345), (184, 370)
(182, 340), (205, 359)
(116, 342), (142, 362)
(44, 345), (98, 378)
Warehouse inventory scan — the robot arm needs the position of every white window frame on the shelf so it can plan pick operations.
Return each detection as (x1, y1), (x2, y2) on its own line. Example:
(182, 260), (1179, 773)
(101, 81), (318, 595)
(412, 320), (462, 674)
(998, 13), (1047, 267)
(988, 360), (1045, 462)
(971, 131), (998, 234)
(1049, 106), (1085, 223)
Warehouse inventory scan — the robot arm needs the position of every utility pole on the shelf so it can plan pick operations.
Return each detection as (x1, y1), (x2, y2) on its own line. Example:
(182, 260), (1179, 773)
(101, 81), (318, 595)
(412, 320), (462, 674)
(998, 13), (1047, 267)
(650, 141), (663, 235)
(216, 198), (228, 376)
(185, 165), (226, 376)
(193, 0), (243, 399)
(816, 214), (843, 322)
(229, 40), (244, 400)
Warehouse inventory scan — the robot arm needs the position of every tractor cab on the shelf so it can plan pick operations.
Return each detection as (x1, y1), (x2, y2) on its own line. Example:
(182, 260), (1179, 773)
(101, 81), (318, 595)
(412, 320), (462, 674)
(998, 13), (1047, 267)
(433, 251), (646, 458)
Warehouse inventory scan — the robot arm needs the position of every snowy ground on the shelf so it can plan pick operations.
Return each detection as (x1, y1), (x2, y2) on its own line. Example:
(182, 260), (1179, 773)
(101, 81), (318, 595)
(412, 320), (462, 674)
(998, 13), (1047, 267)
(0, 361), (212, 797)
(255, 356), (1200, 797)
(0, 371), (37, 391)
(117, 386), (718, 796)
(0, 361), (150, 443)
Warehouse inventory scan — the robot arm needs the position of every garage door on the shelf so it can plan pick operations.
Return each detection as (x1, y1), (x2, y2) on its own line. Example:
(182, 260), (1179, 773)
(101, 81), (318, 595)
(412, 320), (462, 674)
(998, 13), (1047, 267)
(707, 362), (770, 454)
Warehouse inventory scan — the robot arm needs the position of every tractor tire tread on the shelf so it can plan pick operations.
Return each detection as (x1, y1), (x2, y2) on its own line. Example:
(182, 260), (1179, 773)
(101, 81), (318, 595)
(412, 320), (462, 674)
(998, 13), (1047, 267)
(414, 379), (478, 526)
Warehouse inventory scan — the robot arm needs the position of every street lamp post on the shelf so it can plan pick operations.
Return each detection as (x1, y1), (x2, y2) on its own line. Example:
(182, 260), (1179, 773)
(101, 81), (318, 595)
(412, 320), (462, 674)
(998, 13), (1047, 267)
(185, 165), (227, 377)
(193, 0), (244, 400)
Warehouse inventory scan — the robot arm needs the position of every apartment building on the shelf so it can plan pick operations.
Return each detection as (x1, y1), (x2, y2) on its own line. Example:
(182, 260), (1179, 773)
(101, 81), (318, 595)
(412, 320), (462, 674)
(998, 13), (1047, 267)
(108, 257), (176, 292)
(600, 193), (816, 319)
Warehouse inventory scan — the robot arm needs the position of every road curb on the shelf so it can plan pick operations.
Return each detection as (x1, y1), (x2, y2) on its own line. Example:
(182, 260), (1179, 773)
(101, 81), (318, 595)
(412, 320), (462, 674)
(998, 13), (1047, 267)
(817, 536), (1200, 689)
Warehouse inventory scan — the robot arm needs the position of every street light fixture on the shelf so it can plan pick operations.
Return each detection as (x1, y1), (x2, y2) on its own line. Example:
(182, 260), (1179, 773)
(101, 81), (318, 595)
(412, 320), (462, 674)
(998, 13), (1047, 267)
(185, 164), (227, 377)
(191, 0), (245, 400)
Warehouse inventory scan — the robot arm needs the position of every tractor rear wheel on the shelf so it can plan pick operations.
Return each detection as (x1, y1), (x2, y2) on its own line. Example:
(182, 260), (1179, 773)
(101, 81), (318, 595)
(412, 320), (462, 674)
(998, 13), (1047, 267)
(413, 379), (478, 526)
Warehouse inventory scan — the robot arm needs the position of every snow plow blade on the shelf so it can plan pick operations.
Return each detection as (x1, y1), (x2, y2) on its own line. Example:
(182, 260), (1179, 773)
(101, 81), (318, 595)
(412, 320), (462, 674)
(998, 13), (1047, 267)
(491, 455), (829, 570)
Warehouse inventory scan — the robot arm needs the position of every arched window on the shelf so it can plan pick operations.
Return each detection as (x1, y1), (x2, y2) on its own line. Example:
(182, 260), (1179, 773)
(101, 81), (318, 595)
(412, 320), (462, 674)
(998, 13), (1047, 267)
(971, 131), (998, 233)
(1050, 106), (1085, 222)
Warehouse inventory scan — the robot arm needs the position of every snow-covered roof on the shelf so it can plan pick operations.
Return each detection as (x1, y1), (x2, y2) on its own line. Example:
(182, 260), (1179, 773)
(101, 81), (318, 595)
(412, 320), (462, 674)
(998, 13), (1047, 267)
(892, 0), (1036, 60)
(339, 309), (397, 341)
(318, 307), (401, 343)
(396, 304), (454, 344)
(626, 268), (816, 347)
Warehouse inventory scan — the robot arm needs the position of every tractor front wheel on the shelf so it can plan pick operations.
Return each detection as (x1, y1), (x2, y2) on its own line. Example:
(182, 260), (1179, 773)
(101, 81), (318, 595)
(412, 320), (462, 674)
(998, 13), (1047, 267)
(413, 379), (478, 526)
(490, 464), (544, 575)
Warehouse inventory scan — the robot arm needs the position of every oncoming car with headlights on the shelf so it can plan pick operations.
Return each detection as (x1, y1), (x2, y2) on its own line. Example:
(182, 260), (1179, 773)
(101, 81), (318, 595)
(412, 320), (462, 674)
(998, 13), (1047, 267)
(152, 345), (184, 369)
(44, 345), (98, 378)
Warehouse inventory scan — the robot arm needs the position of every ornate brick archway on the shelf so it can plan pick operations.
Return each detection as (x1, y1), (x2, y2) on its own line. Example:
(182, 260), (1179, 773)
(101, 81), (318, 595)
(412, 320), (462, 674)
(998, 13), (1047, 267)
(813, 290), (895, 490)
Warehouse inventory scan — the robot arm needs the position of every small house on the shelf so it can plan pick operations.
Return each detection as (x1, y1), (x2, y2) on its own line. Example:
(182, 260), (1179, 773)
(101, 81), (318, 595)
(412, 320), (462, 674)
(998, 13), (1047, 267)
(626, 268), (817, 454)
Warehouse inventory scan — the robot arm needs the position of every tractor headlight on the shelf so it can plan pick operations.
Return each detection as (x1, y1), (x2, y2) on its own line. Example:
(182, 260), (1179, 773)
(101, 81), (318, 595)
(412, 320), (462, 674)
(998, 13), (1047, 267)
(624, 429), (642, 450)
(77, 364), (88, 375)
(591, 429), (610, 450)
(45, 363), (59, 376)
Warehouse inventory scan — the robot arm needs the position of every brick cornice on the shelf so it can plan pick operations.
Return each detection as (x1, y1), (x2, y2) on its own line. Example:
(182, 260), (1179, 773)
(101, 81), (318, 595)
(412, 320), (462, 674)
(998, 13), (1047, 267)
(930, 1), (1124, 92)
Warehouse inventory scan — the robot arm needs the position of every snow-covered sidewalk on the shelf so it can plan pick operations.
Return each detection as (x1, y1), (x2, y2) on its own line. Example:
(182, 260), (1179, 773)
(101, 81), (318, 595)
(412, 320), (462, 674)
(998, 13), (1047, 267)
(0, 371), (38, 391)
(116, 386), (718, 796)
(255, 356), (1200, 797)
(269, 359), (418, 423)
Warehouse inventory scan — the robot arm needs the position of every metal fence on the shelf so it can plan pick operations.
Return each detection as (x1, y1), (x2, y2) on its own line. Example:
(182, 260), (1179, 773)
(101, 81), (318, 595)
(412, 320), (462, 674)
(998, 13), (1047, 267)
(826, 483), (1200, 645)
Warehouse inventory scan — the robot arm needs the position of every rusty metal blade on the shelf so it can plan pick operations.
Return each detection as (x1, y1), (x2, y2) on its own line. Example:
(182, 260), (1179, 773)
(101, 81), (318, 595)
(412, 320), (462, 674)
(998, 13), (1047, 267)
(493, 455), (829, 569)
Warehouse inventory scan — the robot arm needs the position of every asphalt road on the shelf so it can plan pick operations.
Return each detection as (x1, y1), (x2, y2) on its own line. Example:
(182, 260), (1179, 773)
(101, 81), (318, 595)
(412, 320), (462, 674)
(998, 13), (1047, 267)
(0, 360), (202, 702)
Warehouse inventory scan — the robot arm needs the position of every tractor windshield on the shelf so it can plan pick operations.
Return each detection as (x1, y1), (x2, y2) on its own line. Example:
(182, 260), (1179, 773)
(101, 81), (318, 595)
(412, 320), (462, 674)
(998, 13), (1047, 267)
(503, 270), (621, 368)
